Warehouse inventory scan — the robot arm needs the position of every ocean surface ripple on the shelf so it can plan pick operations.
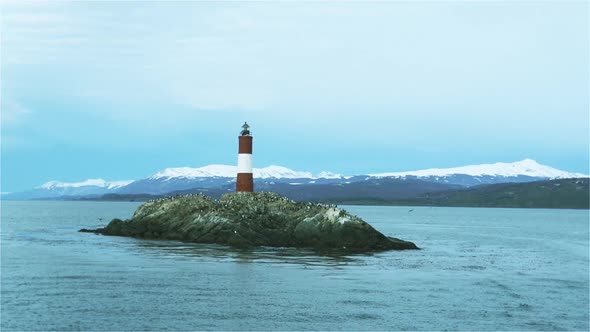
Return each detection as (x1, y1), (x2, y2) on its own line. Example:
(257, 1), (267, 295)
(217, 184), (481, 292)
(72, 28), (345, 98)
(1, 201), (588, 331)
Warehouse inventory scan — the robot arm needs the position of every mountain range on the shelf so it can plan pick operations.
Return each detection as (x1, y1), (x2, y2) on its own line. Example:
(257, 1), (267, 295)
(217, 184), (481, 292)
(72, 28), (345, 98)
(2, 159), (587, 201)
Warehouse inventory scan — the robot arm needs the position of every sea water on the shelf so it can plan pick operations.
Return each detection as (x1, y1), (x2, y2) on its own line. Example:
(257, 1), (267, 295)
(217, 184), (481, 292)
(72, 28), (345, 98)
(1, 201), (588, 331)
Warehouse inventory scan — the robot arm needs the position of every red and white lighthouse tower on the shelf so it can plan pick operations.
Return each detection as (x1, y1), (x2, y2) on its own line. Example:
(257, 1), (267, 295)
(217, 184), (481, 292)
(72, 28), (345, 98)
(236, 122), (254, 192)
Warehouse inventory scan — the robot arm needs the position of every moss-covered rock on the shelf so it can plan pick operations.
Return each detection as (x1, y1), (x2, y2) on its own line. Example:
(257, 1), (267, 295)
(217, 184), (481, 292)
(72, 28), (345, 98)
(83, 192), (418, 252)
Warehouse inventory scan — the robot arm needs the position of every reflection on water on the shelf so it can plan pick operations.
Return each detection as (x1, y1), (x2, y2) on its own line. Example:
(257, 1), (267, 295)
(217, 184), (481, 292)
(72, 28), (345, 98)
(131, 239), (366, 266)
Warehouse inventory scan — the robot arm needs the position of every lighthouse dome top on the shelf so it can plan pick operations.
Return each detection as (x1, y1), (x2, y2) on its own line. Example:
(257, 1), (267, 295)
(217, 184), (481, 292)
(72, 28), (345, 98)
(240, 122), (251, 136)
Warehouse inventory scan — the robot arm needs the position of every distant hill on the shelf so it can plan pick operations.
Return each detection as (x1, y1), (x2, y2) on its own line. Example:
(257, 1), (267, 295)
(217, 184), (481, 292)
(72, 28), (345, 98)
(255, 178), (462, 201)
(64, 178), (589, 210)
(75, 178), (459, 203)
(340, 178), (589, 209)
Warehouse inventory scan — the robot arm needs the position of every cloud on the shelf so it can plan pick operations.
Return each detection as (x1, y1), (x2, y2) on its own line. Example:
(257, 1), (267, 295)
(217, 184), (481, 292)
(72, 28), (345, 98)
(75, 89), (108, 98)
(1, 100), (32, 126)
(1, 1), (587, 130)
(2, 13), (67, 25)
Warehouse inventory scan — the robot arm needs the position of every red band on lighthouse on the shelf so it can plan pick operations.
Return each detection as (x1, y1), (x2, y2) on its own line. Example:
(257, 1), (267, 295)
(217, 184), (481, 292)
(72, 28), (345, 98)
(237, 122), (254, 192)
(238, 136), (253, 154)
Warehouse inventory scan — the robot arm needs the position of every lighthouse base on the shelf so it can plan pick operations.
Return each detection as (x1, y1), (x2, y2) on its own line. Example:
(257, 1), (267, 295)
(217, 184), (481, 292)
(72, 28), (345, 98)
(236, 173), (254, 192)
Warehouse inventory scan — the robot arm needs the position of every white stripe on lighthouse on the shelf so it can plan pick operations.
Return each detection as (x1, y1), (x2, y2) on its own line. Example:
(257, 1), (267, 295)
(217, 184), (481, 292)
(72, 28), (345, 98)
(237, 154), (253, 173)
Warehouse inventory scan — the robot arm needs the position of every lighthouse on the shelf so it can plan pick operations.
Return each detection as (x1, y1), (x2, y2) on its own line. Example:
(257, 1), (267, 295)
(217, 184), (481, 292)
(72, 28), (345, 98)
(236, 122), (254, 192)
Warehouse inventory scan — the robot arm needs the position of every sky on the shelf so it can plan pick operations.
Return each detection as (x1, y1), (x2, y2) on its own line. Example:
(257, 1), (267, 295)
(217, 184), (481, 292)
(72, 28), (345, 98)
(1, 1), (589, 192)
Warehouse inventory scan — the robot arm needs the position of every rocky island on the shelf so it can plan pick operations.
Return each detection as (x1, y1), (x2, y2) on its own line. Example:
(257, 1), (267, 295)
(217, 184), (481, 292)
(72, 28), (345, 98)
(80, 192), (418, 252)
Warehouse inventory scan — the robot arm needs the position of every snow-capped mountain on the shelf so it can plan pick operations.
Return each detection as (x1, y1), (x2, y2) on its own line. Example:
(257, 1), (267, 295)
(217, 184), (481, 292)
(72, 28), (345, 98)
(104, 159), (585, 194)
(150, 165), (344, 180)
(370, 159), (586, 179)
(40, 179), (132, 190)
(3, 159), (587, 200)
(117, 165), (346, 195)
(3, 179), (133, 200)
(368, 159), (587, 187)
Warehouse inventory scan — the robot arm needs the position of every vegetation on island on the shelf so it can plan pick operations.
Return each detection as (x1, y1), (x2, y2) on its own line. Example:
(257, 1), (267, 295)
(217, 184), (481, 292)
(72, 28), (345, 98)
(81, 192), (418, 252)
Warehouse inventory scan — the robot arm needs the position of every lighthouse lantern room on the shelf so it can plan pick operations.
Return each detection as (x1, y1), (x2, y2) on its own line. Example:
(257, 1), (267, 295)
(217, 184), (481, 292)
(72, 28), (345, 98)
(236, 122), (254, 192)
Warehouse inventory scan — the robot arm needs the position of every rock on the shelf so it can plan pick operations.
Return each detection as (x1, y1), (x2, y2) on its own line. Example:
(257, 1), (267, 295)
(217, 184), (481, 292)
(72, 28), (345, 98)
(81, 192), (418, 252)
(78, 228), (105, 234)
